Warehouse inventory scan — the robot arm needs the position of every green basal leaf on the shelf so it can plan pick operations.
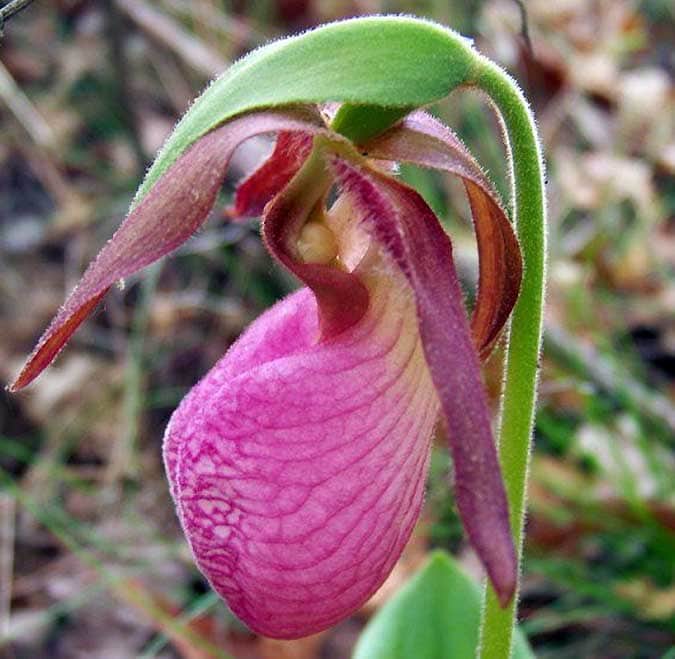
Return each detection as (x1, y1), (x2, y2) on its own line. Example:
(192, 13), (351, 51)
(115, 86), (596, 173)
(353, 551), (534, 659)
(136, 16), (477, 202)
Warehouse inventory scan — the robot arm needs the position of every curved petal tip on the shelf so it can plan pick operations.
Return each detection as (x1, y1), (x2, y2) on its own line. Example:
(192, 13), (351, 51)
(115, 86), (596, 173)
(9, 110), (323, 391)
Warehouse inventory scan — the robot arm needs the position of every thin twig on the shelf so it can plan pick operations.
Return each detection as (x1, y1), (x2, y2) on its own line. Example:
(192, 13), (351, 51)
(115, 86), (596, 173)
(0, 56), (89, 224)
(102, 0), (148, 172)
(0, 492), (15, 644)
(115, 0), (227, 78)
(15, 140), (82, 211)
(0, 60), (54, 149)
(0, 0), (38, 35)
(161, 0), (268, 50)
(513, 0), (534, 58)
(0, 60), (80, 209)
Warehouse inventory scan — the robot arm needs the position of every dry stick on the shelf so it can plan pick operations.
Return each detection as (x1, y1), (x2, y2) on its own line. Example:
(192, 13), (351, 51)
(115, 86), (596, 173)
(0, 0), (38, 34)
(15, 140), (80, 211)
(161, 0), (268, 50)
(189, 0), (223, 56)
(0, 493), (15, 644)
(147, 47), (195, 113)
(102, 0), (148, 172)
(0, 60), (54, 149)
(512, 0), (534, 58)
(0, 61), (82, 213)
(115, 0), (227, 78)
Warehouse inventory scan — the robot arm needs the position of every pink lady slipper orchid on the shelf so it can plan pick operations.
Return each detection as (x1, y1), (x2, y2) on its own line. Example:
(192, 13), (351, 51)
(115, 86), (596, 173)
(11, 106), (521, 638)
(9, 22), (528, 640)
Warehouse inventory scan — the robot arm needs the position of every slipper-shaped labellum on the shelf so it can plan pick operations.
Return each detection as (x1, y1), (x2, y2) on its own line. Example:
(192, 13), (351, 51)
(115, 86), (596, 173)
(11, 104), (522, 638)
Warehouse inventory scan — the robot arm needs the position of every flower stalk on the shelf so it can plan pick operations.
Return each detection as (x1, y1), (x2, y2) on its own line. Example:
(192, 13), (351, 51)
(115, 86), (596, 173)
(472, 57), (547, 659)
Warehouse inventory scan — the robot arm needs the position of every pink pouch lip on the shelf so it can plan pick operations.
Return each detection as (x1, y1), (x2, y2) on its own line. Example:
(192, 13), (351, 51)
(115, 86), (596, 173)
(165, 277), (438, 638)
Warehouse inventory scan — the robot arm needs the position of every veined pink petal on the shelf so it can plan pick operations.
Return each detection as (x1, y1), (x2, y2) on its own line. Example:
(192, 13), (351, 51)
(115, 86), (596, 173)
(9, 110), (324, 391)
(164, 274), (438, 639)
(228, 131), (314, 219)
(363, 111), (522, 360)
(330, 157), (517, 607)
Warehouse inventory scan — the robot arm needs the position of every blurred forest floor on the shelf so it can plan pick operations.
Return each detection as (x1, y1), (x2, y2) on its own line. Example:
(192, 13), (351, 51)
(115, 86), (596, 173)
(0, 1), (673, 657)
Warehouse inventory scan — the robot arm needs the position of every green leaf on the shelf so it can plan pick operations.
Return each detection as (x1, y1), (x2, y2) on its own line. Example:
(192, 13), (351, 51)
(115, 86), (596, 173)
(353, 551), (534, 659)
(136, 16), (477, 202)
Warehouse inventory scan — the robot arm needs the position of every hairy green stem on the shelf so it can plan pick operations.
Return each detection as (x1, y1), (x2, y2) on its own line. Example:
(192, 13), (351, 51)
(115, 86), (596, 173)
(471, 57), (547, 658)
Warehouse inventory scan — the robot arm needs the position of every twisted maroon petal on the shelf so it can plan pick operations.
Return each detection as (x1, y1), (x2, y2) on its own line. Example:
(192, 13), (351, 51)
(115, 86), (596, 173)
(330, 157), (517, 606)
(228, 131), (314, 219)
(9, 110), (324, 391)
(261, 147), (370, 337)
(363, 111), (522, 360)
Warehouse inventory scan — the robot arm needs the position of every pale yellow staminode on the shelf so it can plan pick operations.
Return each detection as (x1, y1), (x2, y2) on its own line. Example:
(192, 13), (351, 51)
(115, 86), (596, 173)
(297, 221), (339, 264)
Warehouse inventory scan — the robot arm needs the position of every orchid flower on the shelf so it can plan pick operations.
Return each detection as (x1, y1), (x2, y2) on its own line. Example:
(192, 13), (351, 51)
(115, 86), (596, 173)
(10, 16), (547, 649)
